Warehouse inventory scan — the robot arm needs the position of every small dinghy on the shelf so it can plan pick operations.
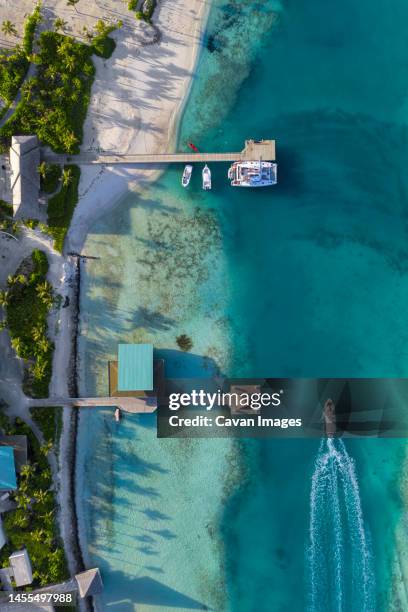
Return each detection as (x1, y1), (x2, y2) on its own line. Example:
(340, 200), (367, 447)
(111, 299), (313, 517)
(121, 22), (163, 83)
(182, 164), (193, 187)
(202, 164), (211, 190)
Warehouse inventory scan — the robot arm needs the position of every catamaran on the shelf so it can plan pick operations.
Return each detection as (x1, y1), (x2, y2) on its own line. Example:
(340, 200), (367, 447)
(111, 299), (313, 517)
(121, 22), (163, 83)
(202, 164), (211, 190)
(228, 160), (277, 187)
(182, 164), (193, 187)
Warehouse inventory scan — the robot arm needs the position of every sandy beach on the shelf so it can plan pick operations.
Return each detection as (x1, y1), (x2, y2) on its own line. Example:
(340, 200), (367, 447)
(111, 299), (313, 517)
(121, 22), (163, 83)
(0, 0), (210, 598)
(66, 0), (209, 253)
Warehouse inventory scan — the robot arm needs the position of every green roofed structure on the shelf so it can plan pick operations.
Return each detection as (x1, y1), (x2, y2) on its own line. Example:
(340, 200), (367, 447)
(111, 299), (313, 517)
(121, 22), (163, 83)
(0, 447), (17, 491)
(118, 344), (154, 392)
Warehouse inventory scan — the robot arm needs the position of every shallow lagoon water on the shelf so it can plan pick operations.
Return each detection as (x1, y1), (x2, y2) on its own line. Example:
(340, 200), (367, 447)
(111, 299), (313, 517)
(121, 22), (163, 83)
(77, 1), (408, 609)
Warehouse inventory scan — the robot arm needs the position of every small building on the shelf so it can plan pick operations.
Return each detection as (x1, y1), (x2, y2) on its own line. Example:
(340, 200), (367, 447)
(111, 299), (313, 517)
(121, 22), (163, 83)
(9, 549), (33, 587)
(0, 435), (28, 472)
(0, 446), (17, 491)
(75, 568), (103, 598)
(9, 135), (40, 219)
(117, 343), (154, 392)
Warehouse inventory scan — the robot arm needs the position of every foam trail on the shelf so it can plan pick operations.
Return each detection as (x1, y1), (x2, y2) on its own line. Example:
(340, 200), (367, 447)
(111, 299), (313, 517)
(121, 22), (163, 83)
(308, 439), (375, 612)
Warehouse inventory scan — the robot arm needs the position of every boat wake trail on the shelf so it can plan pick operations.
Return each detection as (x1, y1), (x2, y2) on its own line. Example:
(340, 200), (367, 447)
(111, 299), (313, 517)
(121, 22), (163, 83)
(308, 439), (375, 612)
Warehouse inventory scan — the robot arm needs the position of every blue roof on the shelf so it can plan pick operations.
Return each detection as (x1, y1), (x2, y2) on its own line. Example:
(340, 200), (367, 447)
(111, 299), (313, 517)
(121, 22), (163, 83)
(0, 446), (17, 490)
(118, 344), (153, 391)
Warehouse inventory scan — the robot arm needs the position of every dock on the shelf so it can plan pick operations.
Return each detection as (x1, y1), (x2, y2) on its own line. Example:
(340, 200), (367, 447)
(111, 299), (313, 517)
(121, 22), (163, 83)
(27, 396), (157, 413)
(41, 139), (276, 166)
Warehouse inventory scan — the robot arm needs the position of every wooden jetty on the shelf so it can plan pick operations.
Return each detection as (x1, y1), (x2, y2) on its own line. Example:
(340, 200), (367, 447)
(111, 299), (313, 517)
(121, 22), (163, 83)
(42, 139), (276, 166)
(27, 396), (157, 414)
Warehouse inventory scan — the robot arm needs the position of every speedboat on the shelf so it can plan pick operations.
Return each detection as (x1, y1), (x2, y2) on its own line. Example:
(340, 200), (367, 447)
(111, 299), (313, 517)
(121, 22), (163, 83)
(202, 164), (211, 190)
(182, 164), (193, 187)
(228, 160), (277, 187)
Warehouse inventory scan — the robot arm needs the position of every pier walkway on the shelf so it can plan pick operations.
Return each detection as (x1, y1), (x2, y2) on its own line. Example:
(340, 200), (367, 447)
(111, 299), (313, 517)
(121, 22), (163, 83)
(27, 396), (157, 413)
(41, 139), (276, 166)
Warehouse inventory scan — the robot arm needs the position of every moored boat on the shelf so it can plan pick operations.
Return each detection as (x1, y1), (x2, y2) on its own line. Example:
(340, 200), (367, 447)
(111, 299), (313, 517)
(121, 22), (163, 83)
(114, 408), (121, 422)
(202, 164), (211, 190)
(182, 164), (193, 187)
(228, 160), (277, 187)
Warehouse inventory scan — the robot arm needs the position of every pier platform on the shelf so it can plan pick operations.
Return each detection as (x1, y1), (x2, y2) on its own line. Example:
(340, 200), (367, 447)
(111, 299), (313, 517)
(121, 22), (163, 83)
(41, 139), (276, 166)
(27, 396), (157, 413)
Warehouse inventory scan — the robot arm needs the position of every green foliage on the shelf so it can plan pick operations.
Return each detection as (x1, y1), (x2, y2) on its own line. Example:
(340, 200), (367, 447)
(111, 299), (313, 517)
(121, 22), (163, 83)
(1, 21), (17, 37)
(22, 3), (42, 56)
(23, 218), (39, 229)
(4, 250), (54, 397)
(0, 50), (29, 104)
(0, 414), (68, 586)
(30, 406), (62, 446)
(91, 20), (118, 59)
(0, 32), (95, 153)
(92, 34), (116, 58)
(0, 5), (41, 105)
(133, 0), (156, 22)
(143, 0), (156, 21)
(47, 164), (80, 252)
(176, 334), (193, 352)
(39, 162), (62, 194)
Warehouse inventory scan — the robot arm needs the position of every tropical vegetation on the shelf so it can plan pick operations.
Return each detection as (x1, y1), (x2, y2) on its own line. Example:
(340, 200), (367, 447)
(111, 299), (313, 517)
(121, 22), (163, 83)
(0, 410), (68, 586)
(46, 164), (80, 252)
(0, 4), (42, 108)
(0, 31), (95, 153)
(2, 250), (54, 397)
(38, 161), (62, 194)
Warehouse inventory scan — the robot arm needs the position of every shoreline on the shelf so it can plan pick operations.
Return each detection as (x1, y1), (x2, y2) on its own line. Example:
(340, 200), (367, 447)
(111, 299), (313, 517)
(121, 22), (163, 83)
(66, 0), (211, 256)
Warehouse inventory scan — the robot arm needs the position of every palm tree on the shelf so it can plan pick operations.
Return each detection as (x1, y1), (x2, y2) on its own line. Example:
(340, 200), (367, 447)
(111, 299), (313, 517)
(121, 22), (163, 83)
(62, 167), (73, 188)
(54, 17), (67, 32)
(35, 337), (50, 354)
(40, 441), (53, 457)
(32, 324), (45, 342)
(1, 20), (17, 37)
(15, 492), (31, 510)
(63, 131), (77, 153)
(0, 290), (9, 307)
(34, 489), (49, 504)
(20, 464), (35, 479)
(11, 337), (23, 355)
(36, 280), (52, 300)
(38, 161), (47, 178)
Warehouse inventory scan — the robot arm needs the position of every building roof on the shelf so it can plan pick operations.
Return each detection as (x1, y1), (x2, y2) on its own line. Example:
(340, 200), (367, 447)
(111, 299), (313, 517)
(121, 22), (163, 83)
(118, 344), (153, 391)
(0, 436), (28, 471)
(9, 549), (33, 586)
(75, 568), (103, 598)
(0, 446), (17, 491)
(9, 135), (40, 219)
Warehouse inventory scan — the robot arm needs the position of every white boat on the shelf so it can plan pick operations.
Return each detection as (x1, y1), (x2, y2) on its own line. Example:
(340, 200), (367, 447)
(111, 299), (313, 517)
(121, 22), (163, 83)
(181, 164), (193, 187)
(114, 408), (121, 422)
(202, 164), (211, 190)
(228, 160), (277, 187)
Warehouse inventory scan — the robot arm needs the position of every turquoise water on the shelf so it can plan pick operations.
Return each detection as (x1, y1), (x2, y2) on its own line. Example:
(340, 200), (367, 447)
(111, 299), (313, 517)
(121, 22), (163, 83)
(76, 1), (408, 610)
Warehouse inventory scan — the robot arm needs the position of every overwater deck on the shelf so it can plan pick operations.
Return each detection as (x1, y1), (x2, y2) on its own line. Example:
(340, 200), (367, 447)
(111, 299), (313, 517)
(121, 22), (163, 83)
(41, 139), (276, 165)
